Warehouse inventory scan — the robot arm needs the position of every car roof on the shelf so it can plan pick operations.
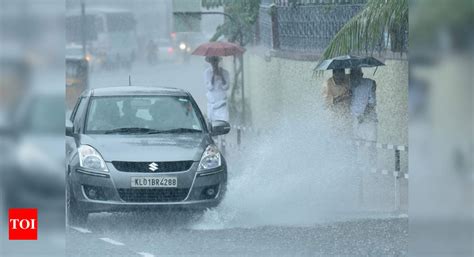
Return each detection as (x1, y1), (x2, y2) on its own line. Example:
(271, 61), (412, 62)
(87, 86), (189, 97)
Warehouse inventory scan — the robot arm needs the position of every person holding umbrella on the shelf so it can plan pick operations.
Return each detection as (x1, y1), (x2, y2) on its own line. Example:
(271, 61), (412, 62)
(322, 68), (351, 112)
(321, 68), (352, 135)
(315, 55), (384, 140)
(192, 41), (245, 123)
(204, 56), (230, 122)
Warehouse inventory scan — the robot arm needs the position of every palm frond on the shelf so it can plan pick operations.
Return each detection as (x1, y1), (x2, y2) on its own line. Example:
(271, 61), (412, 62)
(320, 0), (408, 61)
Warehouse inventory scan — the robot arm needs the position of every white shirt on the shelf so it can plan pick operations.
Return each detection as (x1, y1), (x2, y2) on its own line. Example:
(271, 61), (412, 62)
(204, 67), (230, 104)
(350, 78), (376, 117)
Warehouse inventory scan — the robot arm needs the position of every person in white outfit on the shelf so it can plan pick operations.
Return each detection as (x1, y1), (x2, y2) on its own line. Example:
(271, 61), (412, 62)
(204, 56), (230, 122)
(350, 68), (378, 206)
(350, 67), (377, 142)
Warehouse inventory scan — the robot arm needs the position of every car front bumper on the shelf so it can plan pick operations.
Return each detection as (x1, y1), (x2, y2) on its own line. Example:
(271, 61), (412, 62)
(68, 161), (227, 213)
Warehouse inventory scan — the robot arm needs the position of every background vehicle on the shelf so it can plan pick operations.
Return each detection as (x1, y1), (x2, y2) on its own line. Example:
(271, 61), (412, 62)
(156, 38), (177, 63)
(66, 7), (138, 70)
(172, 32), (198, 63)
(66, 57), (88, 110)
(171, 0), (202, 63)
(65, 86), (230, 224)
(0, 57), (30, 118)
(66, 43), (102, 72)
(65, 44), (84, 60)
(0, 88), (64, 210)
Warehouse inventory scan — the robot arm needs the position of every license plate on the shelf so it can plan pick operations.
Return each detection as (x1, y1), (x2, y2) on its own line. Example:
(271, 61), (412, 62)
(131, 177), (177, 188)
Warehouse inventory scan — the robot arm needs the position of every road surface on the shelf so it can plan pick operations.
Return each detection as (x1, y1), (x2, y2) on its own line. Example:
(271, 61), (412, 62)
(66, 212), (407, 257)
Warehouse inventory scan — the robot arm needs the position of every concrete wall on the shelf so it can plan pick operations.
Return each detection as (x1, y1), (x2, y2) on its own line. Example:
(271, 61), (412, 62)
(240, 48), (408, 211)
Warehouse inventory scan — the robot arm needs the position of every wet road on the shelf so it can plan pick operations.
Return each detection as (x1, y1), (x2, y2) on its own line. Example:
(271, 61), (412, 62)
(66, 212), (407, 257)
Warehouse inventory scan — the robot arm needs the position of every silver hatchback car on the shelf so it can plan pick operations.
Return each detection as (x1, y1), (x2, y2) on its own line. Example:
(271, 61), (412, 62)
(66, 86), (230, 224)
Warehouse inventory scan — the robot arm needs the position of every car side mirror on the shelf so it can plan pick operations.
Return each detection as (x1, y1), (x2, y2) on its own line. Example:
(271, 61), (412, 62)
(211, 120), (230, 136)
(65, 120), (74, 137)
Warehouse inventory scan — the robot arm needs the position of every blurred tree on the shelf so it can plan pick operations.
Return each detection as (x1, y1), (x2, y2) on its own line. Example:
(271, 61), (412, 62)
(321, 0), (408, 59)
(202, 0), (261, 46)
(410, 0), (473, 51)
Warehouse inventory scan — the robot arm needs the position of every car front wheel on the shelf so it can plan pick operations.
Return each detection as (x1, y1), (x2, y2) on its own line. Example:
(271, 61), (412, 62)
(66, 183), (88, 226)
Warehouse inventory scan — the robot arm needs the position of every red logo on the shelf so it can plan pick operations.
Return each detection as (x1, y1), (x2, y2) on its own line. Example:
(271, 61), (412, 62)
(9, 208), (37, 240)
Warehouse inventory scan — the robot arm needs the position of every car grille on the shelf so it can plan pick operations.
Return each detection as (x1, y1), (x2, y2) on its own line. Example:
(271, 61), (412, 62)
(112, 161), (194, 173)
(117, 188), (189, 202)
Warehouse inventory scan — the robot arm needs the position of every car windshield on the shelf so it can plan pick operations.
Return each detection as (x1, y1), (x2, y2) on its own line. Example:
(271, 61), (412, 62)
(85, 95), (204, 134)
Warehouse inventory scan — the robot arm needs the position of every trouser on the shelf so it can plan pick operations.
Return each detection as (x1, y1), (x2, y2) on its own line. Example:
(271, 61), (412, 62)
(352, 117), (378, 207)
(352, 117), (377, 142)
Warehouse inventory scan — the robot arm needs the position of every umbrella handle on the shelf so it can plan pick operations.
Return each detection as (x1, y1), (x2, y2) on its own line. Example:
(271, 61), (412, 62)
(373, 66), (379, 76)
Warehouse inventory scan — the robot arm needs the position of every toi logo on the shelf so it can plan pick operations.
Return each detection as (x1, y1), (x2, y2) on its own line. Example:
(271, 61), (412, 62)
(9, 208), (38, 240)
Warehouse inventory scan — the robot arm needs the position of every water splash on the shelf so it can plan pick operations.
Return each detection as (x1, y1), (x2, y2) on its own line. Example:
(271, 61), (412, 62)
(194, 111), (363, 229)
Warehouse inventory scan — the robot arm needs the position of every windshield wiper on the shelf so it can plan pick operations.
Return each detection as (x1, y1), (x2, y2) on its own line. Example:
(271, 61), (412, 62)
(104, 127), (154, 134)
(146, 128), (203, 134)
(104, 127), (202, 134)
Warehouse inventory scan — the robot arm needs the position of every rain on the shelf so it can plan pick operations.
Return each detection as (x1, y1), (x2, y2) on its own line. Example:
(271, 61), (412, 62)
(60, 1), (409, 256)
(1, 0), (472, 257)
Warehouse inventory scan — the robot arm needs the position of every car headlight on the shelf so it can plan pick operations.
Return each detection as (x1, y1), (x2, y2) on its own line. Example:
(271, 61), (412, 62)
(179, 42), (186, 50)
(198, 144), (221, 171)
(78, 145), (108, 172)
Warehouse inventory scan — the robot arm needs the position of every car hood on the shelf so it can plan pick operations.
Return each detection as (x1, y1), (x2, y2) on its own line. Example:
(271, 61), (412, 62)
(79, 133), (209, 162)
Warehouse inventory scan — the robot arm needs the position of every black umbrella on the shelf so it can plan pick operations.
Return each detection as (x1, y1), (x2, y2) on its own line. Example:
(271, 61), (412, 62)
(314, 55), (385, 71)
